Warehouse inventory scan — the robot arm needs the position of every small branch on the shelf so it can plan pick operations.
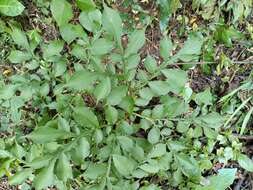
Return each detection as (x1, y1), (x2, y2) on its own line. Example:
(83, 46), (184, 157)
(233, 134), (253, 141)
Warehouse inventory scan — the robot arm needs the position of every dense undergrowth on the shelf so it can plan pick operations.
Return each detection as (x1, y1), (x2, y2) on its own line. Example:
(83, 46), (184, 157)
(0, 0), (253, 190)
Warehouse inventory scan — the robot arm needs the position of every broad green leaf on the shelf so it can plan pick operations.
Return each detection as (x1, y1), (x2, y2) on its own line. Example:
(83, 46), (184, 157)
(51, 0), (73, 26)
(238, 154), (253, 172)
(148, 128), (160, 144)
(27, 127), (72, 143)
(42, 40), (64, 59)
(160, 36), (173, 60)
(56, 153), (73, 182)
(78, 137), (90, 158)
(28, 156), (52, 169)
(162, 96), (189, 118)
(84, 163), (107, 180)
(67, 70), (97, 91)
(0, 150), (13, 158)
(58, 116), (70, 132)
(139, 87), (155, 100)
(102, 5), (122, 48)
(0, 0), (24, 16)
(126, 54), (140, 70)
(131, 145), (145, 162)
(10, 26), (29, 50)
(196, 168), (237, 190)
(194, 88), (213, 106)
(119, 96), (134, 113)
(11, 141), (26, 159)
(167, 141), (187, 152)
(90, 38), (113, 55)
(125, 29), (145, 57)
(9, 168), (33, 185)
(139, 162), (159, 173)
(117, 136), (134, 152)
(176, 120), (191, 133)
(176, 153), (201, 180)
(159, 0), (181, 32)
(0, 84), (17, 100)
(161, 69), (188, 94)
(113, 154), (136, 176)
(79, 10), (102, 32)
(94, 129), (103, 144)
(59, 24), (83, 44)
(105, 105), (118, 125)
(54, 59), (67, 77)
(33, 161), (55, 190)
(144, 55), (157, 73)
(152, 104), (165, 119)
(73, 107), (99, 128)
(195, 112), (224, 129)
(76, 0), (96, 11)
(240, 107), (253, 135)
(8, 50), (32, 63)
(72, 137), (90, 164)
(71, 44), (86, 60)
(148, 81), (170, 96)
(175, 32), (204, 62)
(107, 85), (128, 105)
(148, 143), (166, 158)
(94, 77), (111, 102)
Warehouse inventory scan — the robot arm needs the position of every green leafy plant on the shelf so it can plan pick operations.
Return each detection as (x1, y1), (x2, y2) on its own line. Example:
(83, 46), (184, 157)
(0, 0), (252, 190)
(0, 0), (24, 16)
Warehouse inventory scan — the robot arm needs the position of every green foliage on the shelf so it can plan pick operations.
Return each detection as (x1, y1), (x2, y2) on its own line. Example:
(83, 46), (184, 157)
(0, 0), (252, 190)
(0, 0), (24, 16)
